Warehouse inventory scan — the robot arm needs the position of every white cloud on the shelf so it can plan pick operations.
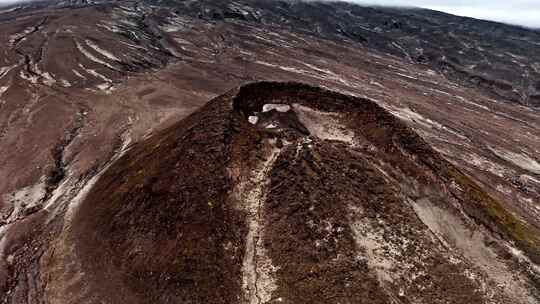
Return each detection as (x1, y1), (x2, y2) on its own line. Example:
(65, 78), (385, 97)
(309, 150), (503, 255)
(350, 0), (540, 28)
(425, 5), (540, 28)
(0, 0), (30, 5)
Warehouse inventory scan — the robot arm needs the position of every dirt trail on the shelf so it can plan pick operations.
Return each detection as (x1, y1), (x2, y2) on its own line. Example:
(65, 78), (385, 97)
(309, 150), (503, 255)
(238, 142), (283, 304)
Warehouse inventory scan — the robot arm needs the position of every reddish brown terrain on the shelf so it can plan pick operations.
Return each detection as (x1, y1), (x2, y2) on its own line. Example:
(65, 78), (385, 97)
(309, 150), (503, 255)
(0, 0), (539, 303)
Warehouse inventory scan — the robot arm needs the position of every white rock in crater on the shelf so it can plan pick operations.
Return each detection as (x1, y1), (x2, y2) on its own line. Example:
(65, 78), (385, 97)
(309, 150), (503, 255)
(263, 104), (291, 113)
(248, 116), (259, 125)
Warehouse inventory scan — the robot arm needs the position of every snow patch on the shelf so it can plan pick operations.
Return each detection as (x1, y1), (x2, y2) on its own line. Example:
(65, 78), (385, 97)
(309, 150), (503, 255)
(293, 104), (355, 143)
(489, 148), (540, 175)
(262, 104), (291, 113)
(96, 83), (115, 93)
(387, 106), (443, 130)
(0, 86), (8, 99)
(64, 134), (131, 222)
(520, 174), (540, 185)
(0, 226), (9, 261)
(349, 216), (394, 283)
(173, 37), (193, 46)
(8, 26), (34, 45)
(161, 25), (185, 33)
(410, 197), (534, 302)
(76, 41), (117, 70)
(78, 64), (111, 83)
(41, 72), (56, 86)
(19, 70), (38, 84)
(462, 152), (509, 177)
(0, 65), (17, 79)
(96, 22), (121, 33)
(60, 79), (72, 87)
(248, 116), (259, 125)
(72, 69), (86, 79)
(254, 60), (354, 87)
(454, 96), (490, 111)
(85, 40), (120, 61)
(2, 179), (46, 223)
(505, 244), (540, 275)
(255, 60), (307, 74)
(395, 72), (418, 80)
(0, 6), (20, 14)
(369, 80), (385, 88)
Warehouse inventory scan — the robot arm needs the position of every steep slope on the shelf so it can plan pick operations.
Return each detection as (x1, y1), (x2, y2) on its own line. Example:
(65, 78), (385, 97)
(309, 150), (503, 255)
(4, 82), (536, 303)
(1, 1), (540, 303)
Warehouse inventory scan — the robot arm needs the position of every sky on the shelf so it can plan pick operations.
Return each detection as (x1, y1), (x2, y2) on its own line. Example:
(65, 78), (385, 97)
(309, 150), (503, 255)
(352, 0), (540, 28)
(0, 0), (539, 28)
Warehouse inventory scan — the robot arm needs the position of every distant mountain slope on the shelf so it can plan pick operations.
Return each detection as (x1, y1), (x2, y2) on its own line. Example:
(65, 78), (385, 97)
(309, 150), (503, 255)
(2, 0), (539, 105)
(188, 0), (540, 106)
